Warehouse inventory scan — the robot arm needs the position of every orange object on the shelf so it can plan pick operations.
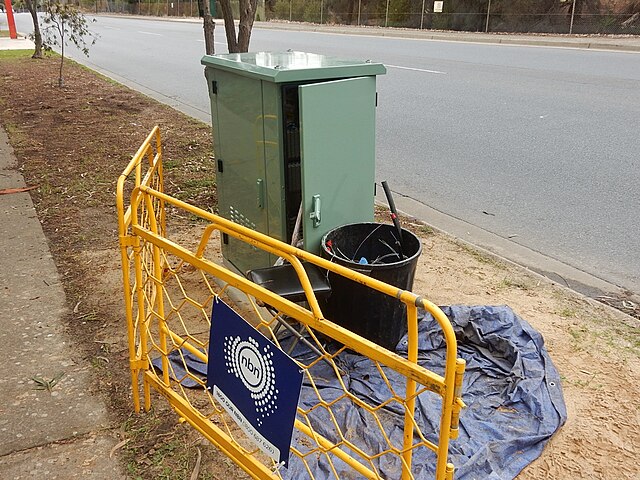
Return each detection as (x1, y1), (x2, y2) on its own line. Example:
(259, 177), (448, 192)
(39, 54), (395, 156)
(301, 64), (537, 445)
(4, 0), (18, 40)
(0, 185), (38, 195)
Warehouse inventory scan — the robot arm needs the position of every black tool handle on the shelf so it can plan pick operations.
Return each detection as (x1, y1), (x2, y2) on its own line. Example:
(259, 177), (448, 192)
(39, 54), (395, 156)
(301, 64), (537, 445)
(381, 181), (405, 258)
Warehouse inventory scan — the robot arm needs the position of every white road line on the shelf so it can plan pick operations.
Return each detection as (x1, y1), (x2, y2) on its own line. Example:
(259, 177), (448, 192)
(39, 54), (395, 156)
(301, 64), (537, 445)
(387, 64), (446, 74)
(103, 26), (120, 30)
(138, 31), (162, 36)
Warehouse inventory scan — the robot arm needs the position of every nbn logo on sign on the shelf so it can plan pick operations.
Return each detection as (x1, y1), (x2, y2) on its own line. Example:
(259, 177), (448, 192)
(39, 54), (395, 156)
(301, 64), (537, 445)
(238, 343), (266, 388)
(242, 352), (259, 376)
(207, 297), (303, 467)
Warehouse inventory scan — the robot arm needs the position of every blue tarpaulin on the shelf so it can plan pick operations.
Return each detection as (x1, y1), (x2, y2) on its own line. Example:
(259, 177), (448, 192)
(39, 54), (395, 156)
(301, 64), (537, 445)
(156, 305), (567, 479)
(283, 305), (567, 479)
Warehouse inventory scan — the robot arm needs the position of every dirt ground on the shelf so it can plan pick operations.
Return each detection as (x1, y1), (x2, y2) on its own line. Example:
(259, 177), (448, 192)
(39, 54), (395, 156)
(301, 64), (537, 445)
(1, 52), (638, 479)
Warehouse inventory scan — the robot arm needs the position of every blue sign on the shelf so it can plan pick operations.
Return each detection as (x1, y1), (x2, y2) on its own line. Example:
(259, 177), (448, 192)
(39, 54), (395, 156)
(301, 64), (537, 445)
(207, 297), (303, 467)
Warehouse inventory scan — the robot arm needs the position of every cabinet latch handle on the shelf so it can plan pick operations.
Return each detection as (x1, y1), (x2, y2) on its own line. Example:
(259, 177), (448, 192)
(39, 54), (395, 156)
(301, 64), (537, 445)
(257, 178), (265, 209)
(310, 194), (321, 227)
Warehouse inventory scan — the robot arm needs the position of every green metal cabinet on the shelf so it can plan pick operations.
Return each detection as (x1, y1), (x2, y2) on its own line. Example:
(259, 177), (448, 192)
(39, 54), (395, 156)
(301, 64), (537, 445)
(201, 51), (386, 274)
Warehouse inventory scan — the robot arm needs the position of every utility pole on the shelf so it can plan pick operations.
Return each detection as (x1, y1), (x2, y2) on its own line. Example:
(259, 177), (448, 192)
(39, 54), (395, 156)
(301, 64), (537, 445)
(385, 0), (390, 27)
(485, 0), (491, 33)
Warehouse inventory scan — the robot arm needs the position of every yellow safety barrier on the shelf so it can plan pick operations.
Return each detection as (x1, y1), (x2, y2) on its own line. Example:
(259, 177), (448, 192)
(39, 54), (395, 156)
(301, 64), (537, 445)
(117, 127), (466, 480)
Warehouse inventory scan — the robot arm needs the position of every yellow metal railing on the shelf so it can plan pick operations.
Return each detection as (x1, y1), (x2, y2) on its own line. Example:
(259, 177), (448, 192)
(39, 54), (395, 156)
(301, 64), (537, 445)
(117, 127), (465, 480)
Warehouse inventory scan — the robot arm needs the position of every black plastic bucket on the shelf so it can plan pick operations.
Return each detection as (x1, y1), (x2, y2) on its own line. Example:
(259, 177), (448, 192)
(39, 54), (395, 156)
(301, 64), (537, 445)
(321, 222), (422, 351)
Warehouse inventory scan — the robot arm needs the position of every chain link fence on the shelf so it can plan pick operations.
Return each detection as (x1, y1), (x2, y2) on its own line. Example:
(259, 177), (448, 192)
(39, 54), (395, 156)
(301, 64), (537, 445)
(81, 0), (260, 20)
(268, 0), (640, 35)
(81, 0), (640, 35)
(83, 0), (201, 17)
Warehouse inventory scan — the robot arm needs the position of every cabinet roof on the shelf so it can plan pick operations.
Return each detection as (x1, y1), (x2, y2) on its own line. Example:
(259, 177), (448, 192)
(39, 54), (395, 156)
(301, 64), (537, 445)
(201, 51), (386, 82)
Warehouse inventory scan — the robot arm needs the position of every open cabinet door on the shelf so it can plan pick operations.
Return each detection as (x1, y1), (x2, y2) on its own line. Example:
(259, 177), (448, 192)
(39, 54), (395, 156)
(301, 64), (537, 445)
(299, 76), (377, 254)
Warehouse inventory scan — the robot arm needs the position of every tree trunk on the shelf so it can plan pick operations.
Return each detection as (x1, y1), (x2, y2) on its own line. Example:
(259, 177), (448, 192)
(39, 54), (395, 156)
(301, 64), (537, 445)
(203, 14), (215, 55)
(24, 0), (43, 59)
(219, 0), (239, 53)
(58, 22), (65, 87)
(218, 0), (258, 53)
(197, 0), (215, 55)
(237, 0), (257, 52)
(58, 41), (65, 87)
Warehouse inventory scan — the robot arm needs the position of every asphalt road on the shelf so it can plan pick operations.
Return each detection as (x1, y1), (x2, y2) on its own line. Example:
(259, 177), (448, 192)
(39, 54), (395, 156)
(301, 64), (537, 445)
(12, 14), (640, 296)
